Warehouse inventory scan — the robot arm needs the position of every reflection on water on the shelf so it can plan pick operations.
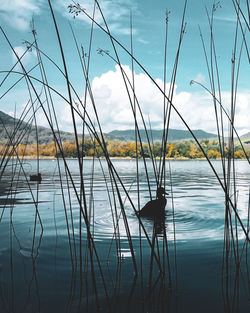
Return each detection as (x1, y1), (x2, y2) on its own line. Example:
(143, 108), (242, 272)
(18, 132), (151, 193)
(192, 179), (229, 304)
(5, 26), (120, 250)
(0, 159), (249, 313)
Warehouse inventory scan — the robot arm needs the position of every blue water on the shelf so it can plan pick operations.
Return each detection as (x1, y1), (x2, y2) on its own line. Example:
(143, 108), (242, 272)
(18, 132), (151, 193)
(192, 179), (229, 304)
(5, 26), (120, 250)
(0, 159), (249, 313)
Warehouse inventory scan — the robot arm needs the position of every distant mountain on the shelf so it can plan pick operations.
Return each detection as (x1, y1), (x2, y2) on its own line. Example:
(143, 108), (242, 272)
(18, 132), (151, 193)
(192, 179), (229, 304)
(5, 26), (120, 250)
(0, 110), (76, 145)
(2, 110), (248, 145)
(0, 110), (131, 144)
(240, 132), (250, 144)
(108, 129), (218, 142)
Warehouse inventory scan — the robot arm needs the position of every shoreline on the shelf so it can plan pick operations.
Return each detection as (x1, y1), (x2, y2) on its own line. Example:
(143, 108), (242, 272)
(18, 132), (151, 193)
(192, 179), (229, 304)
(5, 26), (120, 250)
(1, 156), (246, 161)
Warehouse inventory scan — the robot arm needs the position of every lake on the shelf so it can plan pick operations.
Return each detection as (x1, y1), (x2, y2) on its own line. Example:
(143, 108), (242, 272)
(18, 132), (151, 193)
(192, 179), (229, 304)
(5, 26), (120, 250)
(0, 158), (249, 313)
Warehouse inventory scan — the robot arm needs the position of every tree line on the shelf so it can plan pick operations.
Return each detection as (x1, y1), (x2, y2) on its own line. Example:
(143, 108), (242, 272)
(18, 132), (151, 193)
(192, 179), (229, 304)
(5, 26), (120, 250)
(0, 139), (248, 159)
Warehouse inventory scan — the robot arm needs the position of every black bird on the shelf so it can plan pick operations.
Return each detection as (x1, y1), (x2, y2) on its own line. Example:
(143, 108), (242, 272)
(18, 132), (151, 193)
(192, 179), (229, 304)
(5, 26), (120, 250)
(30, 173), (42, 182)
(138, 186), (169, 217)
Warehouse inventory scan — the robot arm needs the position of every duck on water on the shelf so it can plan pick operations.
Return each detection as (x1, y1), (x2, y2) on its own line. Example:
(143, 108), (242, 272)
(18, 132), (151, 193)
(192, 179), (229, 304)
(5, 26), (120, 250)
(30, 173), (42, 182)
(137, 186), (169, 218)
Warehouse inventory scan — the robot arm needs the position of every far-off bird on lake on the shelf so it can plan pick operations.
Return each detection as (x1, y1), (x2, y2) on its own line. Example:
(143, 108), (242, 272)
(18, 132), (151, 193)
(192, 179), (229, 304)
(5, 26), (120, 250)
(137, 186), (169, 217)
(30, 173), (42, 182)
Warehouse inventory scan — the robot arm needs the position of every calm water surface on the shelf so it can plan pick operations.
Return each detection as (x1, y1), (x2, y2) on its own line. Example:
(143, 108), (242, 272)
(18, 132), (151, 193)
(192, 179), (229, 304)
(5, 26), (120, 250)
(0, 159), (249, 313)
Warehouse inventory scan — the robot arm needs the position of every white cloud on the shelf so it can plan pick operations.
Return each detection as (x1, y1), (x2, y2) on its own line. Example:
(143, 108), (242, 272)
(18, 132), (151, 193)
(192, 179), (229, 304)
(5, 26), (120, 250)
(221, 92), (250, 136)
(12, 46), (36, 67)
(0, 0), (43, 31)
(82, 64), (250, 136)
(88, 65), (166, 131)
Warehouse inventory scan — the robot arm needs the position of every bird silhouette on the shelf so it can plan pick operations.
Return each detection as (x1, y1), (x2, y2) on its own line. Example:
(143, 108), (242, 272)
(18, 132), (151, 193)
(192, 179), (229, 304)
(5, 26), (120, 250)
(30, 173), (42, 182)
(138, 186), (169, 218)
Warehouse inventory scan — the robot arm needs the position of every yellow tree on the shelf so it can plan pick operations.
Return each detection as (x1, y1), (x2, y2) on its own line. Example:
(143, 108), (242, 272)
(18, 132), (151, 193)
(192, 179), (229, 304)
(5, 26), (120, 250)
(234, 150), (245, 159)
(166, 144), (175, 158)
(207, 149), (221, 159)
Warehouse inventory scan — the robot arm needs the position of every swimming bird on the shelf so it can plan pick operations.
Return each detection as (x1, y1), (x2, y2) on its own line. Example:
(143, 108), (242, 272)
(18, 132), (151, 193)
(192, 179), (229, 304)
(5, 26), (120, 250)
(138, 186), (169, 217)
(30, 173), (42, 182)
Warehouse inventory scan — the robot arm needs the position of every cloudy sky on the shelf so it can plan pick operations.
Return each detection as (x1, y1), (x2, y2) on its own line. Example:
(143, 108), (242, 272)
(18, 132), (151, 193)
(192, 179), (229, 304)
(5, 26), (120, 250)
(0, 0), (249, 135)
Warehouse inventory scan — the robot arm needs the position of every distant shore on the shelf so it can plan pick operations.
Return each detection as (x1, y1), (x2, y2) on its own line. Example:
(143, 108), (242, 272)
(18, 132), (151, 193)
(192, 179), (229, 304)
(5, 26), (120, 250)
(2, 156), (245, 161)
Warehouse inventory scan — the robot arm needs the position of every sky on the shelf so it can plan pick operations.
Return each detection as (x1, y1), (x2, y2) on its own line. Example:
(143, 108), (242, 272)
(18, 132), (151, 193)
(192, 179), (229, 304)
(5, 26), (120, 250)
(0, 0), (249, 136)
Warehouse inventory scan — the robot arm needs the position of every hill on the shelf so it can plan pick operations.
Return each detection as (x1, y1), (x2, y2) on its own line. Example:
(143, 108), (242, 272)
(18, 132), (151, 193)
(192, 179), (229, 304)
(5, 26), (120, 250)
(0, 110), (76, 145)
(108, 129), (218, 142)
(240, 132), (250, 144)
(0, 110), (127, 144)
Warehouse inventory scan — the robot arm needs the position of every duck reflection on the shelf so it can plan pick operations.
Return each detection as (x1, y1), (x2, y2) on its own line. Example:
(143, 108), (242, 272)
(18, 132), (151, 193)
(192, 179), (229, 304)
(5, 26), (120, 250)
(153, 212), (167, 235)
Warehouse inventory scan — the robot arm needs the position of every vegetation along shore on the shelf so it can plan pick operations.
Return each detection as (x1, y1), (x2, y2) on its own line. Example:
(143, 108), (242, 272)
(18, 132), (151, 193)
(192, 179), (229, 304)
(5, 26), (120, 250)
(1, 138), (249, 159)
